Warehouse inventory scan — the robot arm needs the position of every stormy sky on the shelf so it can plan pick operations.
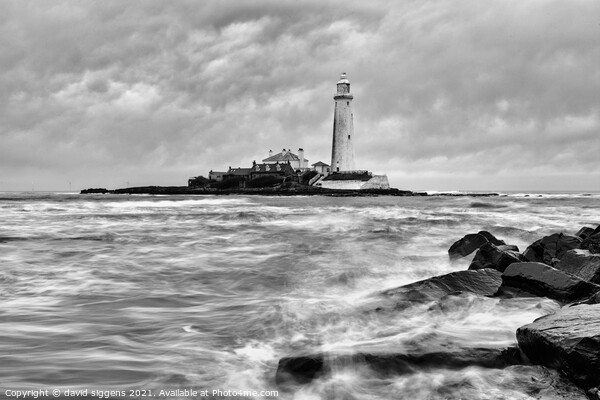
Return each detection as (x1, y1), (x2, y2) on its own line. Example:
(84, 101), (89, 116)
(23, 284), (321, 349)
(1, 0), (599, 192)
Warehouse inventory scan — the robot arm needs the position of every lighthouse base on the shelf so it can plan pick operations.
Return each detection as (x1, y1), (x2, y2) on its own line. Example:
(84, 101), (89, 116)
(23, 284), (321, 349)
(315, 172), (390, 190)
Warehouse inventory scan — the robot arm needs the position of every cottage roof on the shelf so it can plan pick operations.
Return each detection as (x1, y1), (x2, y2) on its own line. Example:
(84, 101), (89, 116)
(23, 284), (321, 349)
(227, 168), (252, 176)
(263, 150), (300, 163)
(251, 163), (295, 174)
(312, 161), (329, 167)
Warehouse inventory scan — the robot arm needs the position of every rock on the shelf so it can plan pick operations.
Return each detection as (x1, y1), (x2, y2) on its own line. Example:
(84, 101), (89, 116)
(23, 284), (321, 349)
(448, 233), (489, 259)
(523, 233), (582, 266)
(556, 249), (600, 284)
(502, 365), (589, 400)
(589, 387), (600, 400)
(516, 303), (600, 390)
(80, 188), (110, 194)
(381, 269), (502, 309)
(581, 233), (600, 254)
(478, 231), (507, 245)
(468, 243), (526, 272)
(276, 347), (521, 385)
(275, 355), (324, 385)
(576, 226), (596, 240)
(448, 231), (506, 259)
(573, 291), (600, 305)
(500, 262), (600, 303)
(497, 244), (520, 252)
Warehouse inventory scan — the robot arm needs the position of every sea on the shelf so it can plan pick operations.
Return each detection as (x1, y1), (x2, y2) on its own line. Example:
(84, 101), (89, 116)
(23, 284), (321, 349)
(0, 192), (599, 400)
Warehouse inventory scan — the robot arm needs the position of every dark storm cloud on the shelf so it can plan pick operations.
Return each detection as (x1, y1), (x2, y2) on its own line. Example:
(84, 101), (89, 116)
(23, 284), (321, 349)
(0, 0), (598, 191)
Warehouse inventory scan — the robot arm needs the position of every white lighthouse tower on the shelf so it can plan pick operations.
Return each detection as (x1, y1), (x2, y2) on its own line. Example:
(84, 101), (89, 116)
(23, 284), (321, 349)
(315, 73), (390, 190)
(331, 73), (356, 172)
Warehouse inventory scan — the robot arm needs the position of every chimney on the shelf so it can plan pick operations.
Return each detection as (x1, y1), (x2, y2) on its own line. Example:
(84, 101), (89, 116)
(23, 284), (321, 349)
(269, 149), (273, 157)
(298, 148), (305, 167)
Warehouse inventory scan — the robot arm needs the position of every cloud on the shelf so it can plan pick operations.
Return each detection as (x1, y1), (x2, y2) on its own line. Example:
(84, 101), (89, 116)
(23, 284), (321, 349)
(0, 0), (598, 191)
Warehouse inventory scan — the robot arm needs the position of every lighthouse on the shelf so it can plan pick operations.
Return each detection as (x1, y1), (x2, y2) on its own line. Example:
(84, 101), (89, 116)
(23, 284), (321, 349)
(331, 73), (356, 172)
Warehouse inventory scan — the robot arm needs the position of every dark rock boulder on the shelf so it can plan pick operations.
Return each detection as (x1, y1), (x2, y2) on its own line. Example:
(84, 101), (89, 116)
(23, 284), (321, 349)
(80, 188), (110, 194)
(523, 233), (582, 266)
(499, 262), (600, 303)
(468, 243), (526, 272)
(502, 365), (589, 399)
(581, 233), (600, 254)
(516, 303), (600, 390)
(576, 226), (596, 240)
(556, 249), (600, 284)
(478, 231), (507, 245)
(448, 231), (506, 259)
(449, 233), (489, 258)
(276, 355), (324, 385)
(570, 291), (600, 306)
(276, 347), (521, 385)
(381, 269), (502, 309)
(498, 244), (520, 252)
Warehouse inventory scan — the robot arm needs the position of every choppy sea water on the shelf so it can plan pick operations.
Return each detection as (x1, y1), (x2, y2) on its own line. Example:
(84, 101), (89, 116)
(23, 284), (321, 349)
(0, 192), (599, 400)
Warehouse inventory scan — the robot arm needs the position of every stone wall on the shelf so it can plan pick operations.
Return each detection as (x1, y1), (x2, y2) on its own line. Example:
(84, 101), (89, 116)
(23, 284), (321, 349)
(361, 175), (390, 189)
(318, 175), (390, 190)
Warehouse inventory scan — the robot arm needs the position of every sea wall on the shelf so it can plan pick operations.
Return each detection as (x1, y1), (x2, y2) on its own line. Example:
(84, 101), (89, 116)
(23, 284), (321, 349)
(318, 175), (390, 190)
(318, 180), (365, 190)
(361, 175), (390, 189)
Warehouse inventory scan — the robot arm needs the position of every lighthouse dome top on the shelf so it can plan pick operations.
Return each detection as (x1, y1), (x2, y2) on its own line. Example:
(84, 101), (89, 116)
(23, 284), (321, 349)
(337, 73), (350, 84)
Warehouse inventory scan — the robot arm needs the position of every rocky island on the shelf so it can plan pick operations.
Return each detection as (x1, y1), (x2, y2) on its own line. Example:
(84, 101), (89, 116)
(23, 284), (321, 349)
(80, 182), (500, 197)
(80, 184), (421, 197)
(80, 184), (504, 197)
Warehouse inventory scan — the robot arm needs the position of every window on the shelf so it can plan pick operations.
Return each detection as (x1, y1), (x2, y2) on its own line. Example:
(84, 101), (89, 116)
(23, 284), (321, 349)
(348, 135), (351, 139)
(346, 101), (349, 106)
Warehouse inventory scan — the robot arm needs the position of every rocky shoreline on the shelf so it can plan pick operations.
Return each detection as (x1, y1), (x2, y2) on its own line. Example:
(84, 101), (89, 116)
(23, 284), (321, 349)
(80, 185), (500, 197)
(277, 224), (600, 398)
